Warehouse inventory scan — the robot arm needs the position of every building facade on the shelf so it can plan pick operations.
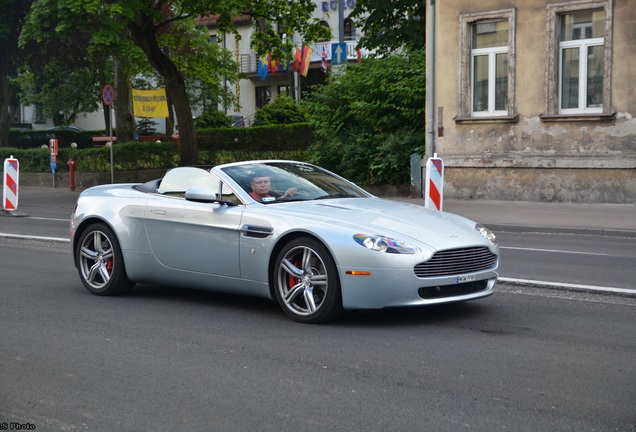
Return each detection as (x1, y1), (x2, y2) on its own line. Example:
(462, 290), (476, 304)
(427, 0), (635, 203)
(201, 0), (363, 125)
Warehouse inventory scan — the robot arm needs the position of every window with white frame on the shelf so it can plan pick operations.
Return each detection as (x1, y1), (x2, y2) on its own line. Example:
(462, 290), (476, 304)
(545, 0), (612, 117)
(559, 10), (604, 114)
(458, 9), (516, 121)
(471, 20), (509, 116)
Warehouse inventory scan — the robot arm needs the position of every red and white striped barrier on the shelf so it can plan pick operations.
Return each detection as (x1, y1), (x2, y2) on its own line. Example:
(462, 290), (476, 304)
(3, 156), (20, 211)
(424, 154), (443, 211)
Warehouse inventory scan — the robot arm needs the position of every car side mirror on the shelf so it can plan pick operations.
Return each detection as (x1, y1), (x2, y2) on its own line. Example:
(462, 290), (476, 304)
(185, 187), (237, 206)
(185, 187), (218, 202)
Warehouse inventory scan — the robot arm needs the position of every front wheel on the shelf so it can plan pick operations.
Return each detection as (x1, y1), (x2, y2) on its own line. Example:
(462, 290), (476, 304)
(75, 223), (135, 295)
(273, 237), (343, 323)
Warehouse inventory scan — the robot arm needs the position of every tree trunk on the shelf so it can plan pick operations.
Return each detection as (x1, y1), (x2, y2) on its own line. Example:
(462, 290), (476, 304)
(53, 112), (63, 127)
(114, 58), (134, 143)
(0, 73), (11, 148)
(127, 17), (198, 166)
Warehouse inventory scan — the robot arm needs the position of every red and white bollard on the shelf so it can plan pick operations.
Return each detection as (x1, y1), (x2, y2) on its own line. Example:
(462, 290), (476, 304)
(3, 155), (20, 211)
(424, 153), (443, 211)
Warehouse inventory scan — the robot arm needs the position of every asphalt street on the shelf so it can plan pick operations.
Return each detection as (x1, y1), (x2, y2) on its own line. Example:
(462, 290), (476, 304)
(1, 186), (635, 431)
(0, 239), (635, 432)
(2, 186), (636, 296)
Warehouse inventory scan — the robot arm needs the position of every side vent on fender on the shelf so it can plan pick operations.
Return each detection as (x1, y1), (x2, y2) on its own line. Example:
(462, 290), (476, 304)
(240, 225), (274, 239)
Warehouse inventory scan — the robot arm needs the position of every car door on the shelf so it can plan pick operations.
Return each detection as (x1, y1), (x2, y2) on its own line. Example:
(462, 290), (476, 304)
(144, 171), (244, 277)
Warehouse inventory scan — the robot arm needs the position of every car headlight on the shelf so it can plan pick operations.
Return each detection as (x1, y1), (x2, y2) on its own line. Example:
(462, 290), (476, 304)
(353, 234), (420, 254)
(475, 224), (497, 245)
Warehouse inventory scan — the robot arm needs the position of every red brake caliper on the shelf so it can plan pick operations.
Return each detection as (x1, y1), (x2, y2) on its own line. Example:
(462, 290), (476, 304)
(287, 260), (300, 290)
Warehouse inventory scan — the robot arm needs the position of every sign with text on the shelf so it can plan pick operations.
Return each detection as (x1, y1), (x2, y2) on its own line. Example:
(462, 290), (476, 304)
(132, 88), (169, 118)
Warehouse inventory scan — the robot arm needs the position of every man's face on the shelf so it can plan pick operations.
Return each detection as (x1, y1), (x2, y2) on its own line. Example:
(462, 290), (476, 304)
(251, 176), (271, 195)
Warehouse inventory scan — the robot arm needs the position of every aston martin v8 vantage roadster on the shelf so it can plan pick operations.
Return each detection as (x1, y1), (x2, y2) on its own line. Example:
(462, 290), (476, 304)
(70, 160), (499, 323)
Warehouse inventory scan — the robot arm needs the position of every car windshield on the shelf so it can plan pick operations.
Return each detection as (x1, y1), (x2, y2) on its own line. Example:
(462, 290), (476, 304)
(222, 162), (370, 203)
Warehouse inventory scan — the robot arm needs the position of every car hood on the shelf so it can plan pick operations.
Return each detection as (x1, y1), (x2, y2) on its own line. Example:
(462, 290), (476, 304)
(271, 198), (490, 249)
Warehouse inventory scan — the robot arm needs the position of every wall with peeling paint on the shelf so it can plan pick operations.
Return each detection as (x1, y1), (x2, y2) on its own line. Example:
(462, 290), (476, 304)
(427, 0), (636, 203)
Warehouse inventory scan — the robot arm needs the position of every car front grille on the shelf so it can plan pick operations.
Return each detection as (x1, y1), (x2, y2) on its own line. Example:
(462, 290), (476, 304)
(414, 246), (497, 278)
(418, 280), (488, 299)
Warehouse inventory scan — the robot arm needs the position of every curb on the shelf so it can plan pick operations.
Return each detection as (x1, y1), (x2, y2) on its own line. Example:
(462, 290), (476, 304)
(488, 224), (636, 238)
(0, 209), (30, 217)
(498, 277), (636, 298)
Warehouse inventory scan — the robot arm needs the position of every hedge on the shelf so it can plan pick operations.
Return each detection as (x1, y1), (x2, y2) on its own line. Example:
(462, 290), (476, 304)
(7, 129), (106, 149)
(196, 123), (312, 152)
(0, 144), (310, 174)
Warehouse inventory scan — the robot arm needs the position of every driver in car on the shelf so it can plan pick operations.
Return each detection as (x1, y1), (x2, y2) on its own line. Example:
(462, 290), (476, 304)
(249, 172), (297, 201)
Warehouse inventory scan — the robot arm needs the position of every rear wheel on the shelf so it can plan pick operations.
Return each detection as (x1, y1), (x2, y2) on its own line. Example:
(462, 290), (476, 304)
(76, 223), (134, 295)
(274, 237), (343, 323)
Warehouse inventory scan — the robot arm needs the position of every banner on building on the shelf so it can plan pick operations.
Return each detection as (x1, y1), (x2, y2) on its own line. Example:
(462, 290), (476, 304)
(132, 88), (169, 118)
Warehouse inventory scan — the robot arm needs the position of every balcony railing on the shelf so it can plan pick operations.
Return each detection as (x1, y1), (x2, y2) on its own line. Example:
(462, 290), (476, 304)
(239, 40), (369, 74)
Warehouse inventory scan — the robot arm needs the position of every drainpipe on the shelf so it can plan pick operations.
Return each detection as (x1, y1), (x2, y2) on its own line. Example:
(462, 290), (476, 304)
(425, 0), (435, 158)
(339, 0), (345, 43)
(223, 32), (227, 114)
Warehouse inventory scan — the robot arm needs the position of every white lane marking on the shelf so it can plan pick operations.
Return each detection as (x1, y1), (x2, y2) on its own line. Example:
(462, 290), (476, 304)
(0, 233), (70, 243)
(27, 216), (69, 222)
(500, 246), (609, 256)
(499, 277), (636, 295)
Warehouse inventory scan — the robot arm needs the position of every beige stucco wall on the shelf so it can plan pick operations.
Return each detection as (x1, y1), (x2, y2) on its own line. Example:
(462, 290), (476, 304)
(427, 0), (635, 203)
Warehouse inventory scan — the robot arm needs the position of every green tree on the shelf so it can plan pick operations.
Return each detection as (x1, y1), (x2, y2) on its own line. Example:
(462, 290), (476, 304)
(23, 0), (330, 165)
(349, 0), (425, 52)
(15, 42), (105, 127)
(304, 49), (425, 185)
(0, 0), (32, 147)
(17, 0), (137, 139)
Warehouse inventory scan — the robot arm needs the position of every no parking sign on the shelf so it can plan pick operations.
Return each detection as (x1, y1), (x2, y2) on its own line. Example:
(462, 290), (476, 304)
(102, 84), (114, 105)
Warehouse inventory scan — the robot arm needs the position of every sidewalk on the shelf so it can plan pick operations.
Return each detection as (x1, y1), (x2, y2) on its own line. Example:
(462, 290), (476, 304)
(4, 186), (636, 237)
(388, 195), (636, 238)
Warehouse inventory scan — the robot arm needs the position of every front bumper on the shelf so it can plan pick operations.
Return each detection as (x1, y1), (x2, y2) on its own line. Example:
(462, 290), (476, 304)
(338, 266), (498, 309)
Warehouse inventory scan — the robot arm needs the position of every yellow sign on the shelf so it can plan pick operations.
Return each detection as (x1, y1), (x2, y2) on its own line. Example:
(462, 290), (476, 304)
(132, 88), (169, 118)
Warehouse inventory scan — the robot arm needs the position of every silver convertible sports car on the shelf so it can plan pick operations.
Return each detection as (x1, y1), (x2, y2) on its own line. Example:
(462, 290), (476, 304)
(70, 160), (499, 323)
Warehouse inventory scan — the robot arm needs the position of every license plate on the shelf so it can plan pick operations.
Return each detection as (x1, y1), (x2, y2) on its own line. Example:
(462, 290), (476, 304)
(457, 274), (477, 283)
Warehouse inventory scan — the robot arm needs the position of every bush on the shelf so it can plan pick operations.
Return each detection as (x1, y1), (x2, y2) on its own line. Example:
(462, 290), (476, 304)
(7, 129), (51, 149)
(195, 109), (232, 129)
(197, 123), (314, 152)
(304, 49), (425, 185)
(7, 129), (101, 149)
(0, 138), (304, 173)
(253, 96), (309, 126)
